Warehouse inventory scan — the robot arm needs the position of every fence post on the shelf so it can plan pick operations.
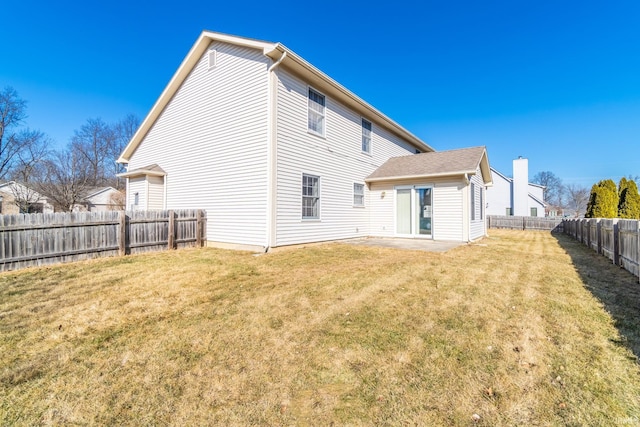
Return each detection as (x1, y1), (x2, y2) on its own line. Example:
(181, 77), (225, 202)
(196, 209), (203, 247)
(597, 218), (602, 254)
(637, 221), (640, 283)
(118, 211), (126, 256)
(613, 220), (620, 266)
(168, 210), (175, 250)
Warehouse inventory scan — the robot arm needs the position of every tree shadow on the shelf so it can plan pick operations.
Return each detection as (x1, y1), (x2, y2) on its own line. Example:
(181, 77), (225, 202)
(553, 232), (640, 362)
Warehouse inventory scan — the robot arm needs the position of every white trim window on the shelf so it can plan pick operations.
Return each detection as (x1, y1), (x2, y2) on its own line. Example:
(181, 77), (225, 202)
(361, 118), (371, 153)
(208, 48), (217, 69)
(470, 183), (476, 221)
(302, 174), (320, 219)
(353, 183), (364, 207)
(308, 88), (325, 136)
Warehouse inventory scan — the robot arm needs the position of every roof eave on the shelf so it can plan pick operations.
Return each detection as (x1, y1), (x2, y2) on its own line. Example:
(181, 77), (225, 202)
(117, 169), (166, 178)
(365, 170), (478, 183)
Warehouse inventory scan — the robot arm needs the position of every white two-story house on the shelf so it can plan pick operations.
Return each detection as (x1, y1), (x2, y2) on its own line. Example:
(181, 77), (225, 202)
(118, 31), (492, 250)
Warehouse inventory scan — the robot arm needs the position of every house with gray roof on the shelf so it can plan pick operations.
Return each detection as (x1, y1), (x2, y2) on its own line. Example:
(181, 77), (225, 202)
(486, 157), (546, 217)
(117, 31), (493, 250)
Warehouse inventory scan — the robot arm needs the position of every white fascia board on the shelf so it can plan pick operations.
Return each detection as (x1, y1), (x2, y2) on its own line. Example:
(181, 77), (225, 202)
(365, 170), (477, 183)
(117, 169), (166, 178)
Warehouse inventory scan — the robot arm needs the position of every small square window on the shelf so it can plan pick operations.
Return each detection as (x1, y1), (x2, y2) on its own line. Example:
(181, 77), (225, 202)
(361, 119), (371, 153)
(531, 207), (537, 217)
(353, 183), (364, 207)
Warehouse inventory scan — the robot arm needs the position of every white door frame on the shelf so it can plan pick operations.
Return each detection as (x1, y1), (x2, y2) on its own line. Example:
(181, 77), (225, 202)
(394, 184), (434, 239)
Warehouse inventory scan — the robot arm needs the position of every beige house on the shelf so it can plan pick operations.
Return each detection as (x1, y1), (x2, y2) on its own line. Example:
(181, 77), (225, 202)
(0, 181), (53, 214)
(117, 31), (492, 250)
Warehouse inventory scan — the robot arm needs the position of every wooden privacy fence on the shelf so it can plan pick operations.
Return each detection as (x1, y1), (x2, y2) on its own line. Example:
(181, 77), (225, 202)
(0, 209), (206, 272)
(487, 215), (564, 232)
(563, 218), (640, 282)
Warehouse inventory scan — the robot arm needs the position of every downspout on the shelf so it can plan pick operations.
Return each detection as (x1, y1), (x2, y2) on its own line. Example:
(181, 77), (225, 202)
(464, 173), (470, 242)
(265, 51), (287, 252)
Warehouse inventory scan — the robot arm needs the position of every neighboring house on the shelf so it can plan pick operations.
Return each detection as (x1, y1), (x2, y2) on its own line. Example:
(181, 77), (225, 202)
(0, 181), (54, 214)
(486, 157), (546, 217)
(117, 31), (493, 250)
(72, 187), (125, 212)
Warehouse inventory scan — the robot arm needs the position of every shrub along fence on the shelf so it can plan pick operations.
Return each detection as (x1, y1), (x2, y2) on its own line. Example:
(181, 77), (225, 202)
(487, 215), (564, 232)
(563, 218), (640, 282)
(0, 209), (206, 272)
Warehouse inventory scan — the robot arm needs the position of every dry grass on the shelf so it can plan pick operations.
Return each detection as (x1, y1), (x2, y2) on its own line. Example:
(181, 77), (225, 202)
(1, 229), (640, 426)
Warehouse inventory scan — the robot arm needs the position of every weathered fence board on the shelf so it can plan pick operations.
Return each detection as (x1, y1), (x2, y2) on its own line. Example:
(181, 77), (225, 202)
(487, 215), (563, 232)
(618, 220), (639, 277)
(563, 218), (639, 283)
(0, 209), (207, 272)
(600, 219), (618, 264)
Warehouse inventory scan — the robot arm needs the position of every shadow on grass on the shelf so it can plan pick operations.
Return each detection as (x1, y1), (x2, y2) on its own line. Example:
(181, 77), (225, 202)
(553, 232), (640, 362)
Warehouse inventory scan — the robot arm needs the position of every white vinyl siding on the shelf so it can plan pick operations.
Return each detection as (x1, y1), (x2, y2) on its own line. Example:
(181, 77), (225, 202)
(275, 69), (418, 246)
(148, 176), (165, 210)
(125, 41), (270, 246)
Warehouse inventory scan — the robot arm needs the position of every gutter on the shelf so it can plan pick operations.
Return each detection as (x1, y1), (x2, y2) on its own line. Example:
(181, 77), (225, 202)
(366, 170), (478, 184)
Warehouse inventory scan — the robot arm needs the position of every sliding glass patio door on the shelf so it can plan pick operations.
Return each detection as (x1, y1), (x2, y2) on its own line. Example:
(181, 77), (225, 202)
(395, 186), (432, 237)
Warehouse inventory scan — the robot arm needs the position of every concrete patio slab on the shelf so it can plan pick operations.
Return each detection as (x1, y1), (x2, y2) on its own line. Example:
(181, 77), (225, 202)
(342, 237), (465, 253)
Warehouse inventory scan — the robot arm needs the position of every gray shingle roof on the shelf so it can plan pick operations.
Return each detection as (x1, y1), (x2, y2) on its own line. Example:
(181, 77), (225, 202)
(366, 146), (488, 182)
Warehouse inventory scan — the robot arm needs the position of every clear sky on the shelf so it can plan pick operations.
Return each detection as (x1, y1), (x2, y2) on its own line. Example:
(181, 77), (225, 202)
(2, 0), (639, 187)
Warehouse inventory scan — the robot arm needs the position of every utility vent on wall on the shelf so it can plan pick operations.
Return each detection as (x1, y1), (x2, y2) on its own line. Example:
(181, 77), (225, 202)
(208, 49), (217, 69)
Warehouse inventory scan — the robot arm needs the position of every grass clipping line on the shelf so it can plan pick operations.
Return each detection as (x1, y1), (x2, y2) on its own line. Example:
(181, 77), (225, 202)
(1, 229), (640, 426)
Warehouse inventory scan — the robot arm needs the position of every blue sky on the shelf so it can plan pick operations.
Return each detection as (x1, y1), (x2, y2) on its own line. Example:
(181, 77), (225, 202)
(2, 0), (639, 187)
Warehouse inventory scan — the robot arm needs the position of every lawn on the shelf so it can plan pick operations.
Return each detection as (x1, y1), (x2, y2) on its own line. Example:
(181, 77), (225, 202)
(1, 230), (640, 425)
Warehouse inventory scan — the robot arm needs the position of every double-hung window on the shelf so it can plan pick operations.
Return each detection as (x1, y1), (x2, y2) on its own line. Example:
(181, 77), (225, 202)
(302, 174), (320, 219)
(353, 183), (364, 207)
(308, 88), (325, 136)
(361, 119), (371, 153)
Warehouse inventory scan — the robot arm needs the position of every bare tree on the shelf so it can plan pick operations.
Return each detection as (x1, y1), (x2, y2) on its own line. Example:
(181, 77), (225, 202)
(108, 190), (125, 210)
(565, 183), (590, 218)
(5, 129), (51, 212)
(0, 86), (50, 180)
(36, 149), (92, 212)
(111, 114), (140, 187)
(532, 171), (565, 207)
(70, 118), (116, 186)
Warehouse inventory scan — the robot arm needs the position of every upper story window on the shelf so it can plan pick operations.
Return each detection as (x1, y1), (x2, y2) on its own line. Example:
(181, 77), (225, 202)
(361, 119), (372, 153)
(353, 183), (365, 207)
(308, 88), (325, 136)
